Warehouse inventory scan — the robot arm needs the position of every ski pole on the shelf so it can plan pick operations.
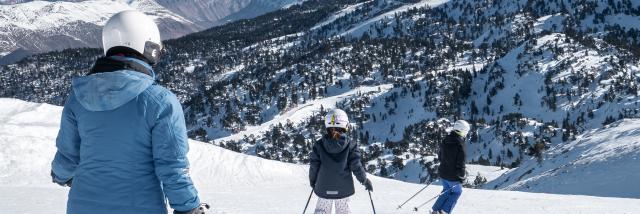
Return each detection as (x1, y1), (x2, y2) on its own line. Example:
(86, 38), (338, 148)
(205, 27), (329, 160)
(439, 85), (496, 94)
(368, 190), (377, 214)
(396, 180), (435, 209)
(413, 184), (459, 212)
(302, 188), (314, 214)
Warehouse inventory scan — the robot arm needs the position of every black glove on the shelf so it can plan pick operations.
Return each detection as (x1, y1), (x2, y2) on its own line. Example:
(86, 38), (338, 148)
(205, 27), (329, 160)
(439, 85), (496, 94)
(363, 178), (373, 191)
(310, 180), (316, 189)
(51, 171), (72, 187)
(174, 203), (210, 214)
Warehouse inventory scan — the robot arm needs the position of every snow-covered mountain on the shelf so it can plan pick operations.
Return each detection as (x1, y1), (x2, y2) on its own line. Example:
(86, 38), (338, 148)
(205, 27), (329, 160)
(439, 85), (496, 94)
(486, 119), (640, 198)
(0, 0), (301, 64)
(155, 0), (303, 27)
(0, 0), (195, 63)
(1, 0), (639, 195)
(1, 98), (639, 213)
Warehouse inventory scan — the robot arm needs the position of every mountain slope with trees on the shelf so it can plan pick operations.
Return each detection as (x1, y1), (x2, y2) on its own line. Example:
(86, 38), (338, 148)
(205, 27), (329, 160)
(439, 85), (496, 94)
(1, 0), (639, 190)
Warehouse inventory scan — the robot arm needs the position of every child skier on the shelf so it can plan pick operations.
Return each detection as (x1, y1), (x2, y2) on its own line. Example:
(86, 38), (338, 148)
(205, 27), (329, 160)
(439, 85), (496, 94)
(431, 120), (470, 214)
(309, 109), (373, 214)
(50, 11), (209, 214)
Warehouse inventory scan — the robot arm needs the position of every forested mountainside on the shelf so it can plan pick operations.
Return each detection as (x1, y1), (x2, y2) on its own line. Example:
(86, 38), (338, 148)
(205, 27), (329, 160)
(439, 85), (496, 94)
(2, 0), (639, 185)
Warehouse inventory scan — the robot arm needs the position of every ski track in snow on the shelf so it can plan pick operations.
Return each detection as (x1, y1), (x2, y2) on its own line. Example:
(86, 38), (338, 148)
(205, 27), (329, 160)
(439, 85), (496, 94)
(1, 98), (640, 213)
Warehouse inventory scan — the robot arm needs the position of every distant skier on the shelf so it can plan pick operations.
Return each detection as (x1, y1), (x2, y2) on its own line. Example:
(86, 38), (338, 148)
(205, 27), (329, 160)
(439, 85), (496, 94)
(309, 109), (373, 214)
(431, 120), (470, 214)
(50, 10), (209, 214)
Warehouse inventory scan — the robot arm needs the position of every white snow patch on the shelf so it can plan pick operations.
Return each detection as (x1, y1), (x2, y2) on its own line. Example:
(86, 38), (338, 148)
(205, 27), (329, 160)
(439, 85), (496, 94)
(466, 164), (510, 183)
(533, 13), (564, 34)
(310, 1), (372, 30)
(184, 65), (195, 73)
(213, 64), (245, 82)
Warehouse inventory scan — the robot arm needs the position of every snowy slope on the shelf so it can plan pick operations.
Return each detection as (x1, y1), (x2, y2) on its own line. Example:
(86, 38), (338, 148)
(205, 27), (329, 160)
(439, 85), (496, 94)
(391, 158), (508, 184)
(213, 84), (394, 142)
(308, 0), (640, 171)
(486, 119), (640, 198)
(337, 0), (450, 38)
(2, 98), (640, 213)
(157, 0), (303, 27)
(309, 0), (371, 31)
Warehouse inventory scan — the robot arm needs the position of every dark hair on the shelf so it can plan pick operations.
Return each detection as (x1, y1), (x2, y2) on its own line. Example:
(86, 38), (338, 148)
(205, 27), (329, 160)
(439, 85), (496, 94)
(326, 127), (347, 133)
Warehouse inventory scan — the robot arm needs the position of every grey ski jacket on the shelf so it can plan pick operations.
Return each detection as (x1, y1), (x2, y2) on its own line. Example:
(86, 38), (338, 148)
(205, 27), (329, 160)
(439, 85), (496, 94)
(309, 135), (367, 199)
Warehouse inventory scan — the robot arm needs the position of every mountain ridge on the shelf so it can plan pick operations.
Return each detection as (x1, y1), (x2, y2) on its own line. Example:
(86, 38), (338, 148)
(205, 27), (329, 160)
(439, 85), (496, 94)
(0, 0), (301, 64)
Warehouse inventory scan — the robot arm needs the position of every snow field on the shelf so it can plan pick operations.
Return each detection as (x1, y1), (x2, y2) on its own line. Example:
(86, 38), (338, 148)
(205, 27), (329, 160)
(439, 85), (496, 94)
(1, 98), (640, 213)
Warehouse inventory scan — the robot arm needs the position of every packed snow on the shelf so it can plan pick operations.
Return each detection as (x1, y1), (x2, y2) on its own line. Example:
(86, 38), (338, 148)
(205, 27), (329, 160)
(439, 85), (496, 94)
(2, 98), (640, 213)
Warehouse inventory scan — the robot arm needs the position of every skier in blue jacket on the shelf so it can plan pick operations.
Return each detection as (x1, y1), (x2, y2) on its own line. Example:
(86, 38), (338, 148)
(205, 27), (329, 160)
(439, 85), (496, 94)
(309, 109), (373, 214)
(50, 10), (208, 214)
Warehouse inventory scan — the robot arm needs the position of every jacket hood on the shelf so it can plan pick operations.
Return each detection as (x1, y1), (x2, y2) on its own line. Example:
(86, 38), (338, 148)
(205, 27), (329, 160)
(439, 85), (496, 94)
(72, 56), (155, 112)
(322, 135), (350, 154)
(445, 131), (464, 144)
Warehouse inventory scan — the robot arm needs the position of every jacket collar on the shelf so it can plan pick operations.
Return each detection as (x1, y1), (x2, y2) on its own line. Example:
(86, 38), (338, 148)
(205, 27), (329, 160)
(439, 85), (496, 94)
(89, 56), (156, 79)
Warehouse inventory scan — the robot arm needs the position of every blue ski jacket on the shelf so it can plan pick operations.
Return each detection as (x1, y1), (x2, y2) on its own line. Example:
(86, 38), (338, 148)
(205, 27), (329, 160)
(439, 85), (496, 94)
(51, 56), (200, 214)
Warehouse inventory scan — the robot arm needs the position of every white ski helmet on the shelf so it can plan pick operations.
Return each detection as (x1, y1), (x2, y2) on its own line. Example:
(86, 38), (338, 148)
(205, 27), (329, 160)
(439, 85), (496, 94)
(102, 10), (163, 64)
(452, 120), (471, 137)
(324, 109), (349, 130)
